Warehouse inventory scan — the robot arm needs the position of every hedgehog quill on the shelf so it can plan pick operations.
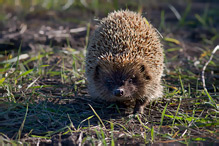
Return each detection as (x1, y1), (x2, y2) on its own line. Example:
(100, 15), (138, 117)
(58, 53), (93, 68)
(85, 10), (164, 114)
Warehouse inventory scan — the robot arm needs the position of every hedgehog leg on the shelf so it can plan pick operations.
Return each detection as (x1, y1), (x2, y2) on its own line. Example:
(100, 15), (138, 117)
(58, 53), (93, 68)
(133, 99), (149, 114)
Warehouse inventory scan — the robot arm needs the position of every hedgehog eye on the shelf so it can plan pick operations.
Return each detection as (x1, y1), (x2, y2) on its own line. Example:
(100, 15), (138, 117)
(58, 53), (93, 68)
(145, 75), (151, 80)
(128, 78), (133, 83)
(129, 75), (136, 84)
(105, 79), (113, 84)
(140, 65), (145, 72)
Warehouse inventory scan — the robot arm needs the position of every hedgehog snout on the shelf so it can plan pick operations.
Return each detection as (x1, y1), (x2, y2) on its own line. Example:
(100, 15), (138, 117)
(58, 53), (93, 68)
(113, 88), (124, 97)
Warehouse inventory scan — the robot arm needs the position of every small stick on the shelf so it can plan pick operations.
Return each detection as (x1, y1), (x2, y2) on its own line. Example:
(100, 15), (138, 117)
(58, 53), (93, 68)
(201, 45), (218, 92)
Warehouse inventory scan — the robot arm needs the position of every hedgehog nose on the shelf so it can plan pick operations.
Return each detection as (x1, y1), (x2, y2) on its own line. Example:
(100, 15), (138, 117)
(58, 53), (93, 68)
(113, 89), (124, 97)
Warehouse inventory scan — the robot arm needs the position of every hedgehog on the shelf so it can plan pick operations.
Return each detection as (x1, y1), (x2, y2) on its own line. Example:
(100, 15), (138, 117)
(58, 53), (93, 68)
(85, 10), (164, 114)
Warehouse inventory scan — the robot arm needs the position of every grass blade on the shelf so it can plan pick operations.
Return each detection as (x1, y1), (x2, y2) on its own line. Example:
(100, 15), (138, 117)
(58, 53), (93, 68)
(16, 104), (28, 141)
(159, 103), (168, 131)
(88, 104), (105, 129)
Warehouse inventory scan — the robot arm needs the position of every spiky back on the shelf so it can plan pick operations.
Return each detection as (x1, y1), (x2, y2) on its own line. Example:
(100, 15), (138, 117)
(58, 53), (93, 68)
(86, 10), (163, 77)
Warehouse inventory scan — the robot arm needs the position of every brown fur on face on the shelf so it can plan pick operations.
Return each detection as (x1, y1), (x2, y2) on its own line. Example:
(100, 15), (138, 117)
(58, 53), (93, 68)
(94, 57), (151, 102)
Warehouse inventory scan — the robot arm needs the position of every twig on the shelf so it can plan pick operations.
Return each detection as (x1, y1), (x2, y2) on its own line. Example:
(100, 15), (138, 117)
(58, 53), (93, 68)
(168, 4), (181, 20)
(201, 45), (218, 107)
(180, 119), (194, 138)
(77, 131), (83, 146)
(70, 27), (86, 33)
(201, 45), (218, 90)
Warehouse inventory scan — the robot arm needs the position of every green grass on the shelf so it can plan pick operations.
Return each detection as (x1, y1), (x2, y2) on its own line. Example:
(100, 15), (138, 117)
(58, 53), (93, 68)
(0, 0), (218, 145)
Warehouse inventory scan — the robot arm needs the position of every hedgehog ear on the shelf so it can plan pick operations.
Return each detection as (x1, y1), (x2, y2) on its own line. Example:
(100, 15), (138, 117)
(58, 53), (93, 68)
(140, 65), (145, 72)
(95, 65), (100, 77)
(140, 64), (151, 80)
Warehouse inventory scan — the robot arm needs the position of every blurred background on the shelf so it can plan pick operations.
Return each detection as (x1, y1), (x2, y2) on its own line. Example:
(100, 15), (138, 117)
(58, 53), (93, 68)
(0, 0), (218, 53)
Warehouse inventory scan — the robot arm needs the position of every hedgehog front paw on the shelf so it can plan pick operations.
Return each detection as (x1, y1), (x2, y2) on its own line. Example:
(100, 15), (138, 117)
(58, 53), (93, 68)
(128, 113), (143, 119)
(133, 99), (148, 115)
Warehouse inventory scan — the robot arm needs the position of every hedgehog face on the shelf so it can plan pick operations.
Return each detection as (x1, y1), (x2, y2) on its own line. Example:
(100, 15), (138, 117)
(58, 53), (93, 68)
(103, 73), (137, 99)
(93, 60), (152, 101)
